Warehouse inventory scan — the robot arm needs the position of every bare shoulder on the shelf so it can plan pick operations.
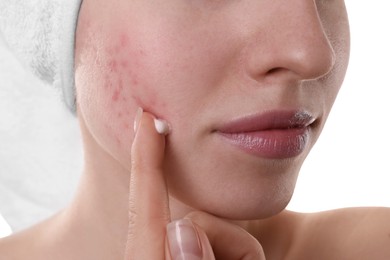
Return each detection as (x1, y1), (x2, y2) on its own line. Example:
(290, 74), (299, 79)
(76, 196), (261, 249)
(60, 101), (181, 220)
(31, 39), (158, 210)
(284, 207), (390, 259)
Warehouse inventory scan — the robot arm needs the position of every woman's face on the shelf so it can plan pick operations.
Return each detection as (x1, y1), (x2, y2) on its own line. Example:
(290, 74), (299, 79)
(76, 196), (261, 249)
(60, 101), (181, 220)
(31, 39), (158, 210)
(75, 0), (350, 219)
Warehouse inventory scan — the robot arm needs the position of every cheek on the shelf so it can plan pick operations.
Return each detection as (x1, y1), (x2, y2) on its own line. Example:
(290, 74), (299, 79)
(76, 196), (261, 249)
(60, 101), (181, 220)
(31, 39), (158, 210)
(103, 33), (161, 116)
(77, 31), (169, 159)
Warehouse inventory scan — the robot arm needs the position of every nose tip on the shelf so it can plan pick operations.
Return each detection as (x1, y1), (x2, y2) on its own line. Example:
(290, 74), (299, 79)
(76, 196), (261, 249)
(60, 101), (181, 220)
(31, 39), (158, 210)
(244, 1), (336, 83)
(274, 34), (336, 81)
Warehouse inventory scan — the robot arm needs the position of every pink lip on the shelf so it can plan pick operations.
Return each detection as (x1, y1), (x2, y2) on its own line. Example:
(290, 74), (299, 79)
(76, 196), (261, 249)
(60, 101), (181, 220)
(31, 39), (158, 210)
(215, 110), (315, 159)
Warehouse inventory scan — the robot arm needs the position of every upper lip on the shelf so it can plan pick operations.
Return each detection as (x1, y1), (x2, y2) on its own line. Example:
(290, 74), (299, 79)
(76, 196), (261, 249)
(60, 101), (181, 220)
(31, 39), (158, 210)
(216, 110), (316, 133)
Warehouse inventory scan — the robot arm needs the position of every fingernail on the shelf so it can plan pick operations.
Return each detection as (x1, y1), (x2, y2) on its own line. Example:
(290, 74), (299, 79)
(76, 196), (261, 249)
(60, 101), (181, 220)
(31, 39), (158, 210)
(167, 219), (202, 260)
(154, 118), (171, 135)
(133, 107), (143, 134)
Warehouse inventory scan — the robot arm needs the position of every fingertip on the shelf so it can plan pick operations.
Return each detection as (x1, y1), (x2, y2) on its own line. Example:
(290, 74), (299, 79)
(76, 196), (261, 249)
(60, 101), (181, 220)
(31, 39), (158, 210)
(131, 108), (171, 172)
(192, 222), (216, 260)
(133, 107), (171, 136)
(166, 219), (216, 260)
(167, 219), (203, 260)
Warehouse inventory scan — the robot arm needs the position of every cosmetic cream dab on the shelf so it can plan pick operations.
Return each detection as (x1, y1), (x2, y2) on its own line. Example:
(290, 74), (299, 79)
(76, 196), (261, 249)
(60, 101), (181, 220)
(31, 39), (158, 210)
(133, 107), (171, 135)
(154, 119), (171, 135)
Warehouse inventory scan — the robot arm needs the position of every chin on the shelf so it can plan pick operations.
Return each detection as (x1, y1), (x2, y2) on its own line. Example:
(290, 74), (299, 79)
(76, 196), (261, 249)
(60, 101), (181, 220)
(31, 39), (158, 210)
(168, 163), (299, 221)
(203, 185), (295, 220)
(180, 190), (293, 221)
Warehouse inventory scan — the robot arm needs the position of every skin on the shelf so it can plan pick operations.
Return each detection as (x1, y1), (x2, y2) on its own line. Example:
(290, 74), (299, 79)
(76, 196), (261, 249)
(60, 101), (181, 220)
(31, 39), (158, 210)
(1, 0), (390, 259)
(75, 0), (347, 219)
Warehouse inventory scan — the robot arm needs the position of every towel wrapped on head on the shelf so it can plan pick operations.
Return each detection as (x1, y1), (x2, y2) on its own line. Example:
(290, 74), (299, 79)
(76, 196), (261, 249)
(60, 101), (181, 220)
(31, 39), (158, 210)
(0, 0), (83, 113)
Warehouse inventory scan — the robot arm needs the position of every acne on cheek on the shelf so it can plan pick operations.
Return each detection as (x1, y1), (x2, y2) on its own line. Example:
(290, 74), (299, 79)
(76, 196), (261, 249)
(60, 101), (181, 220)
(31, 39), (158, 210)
(102, 33), (167, 145)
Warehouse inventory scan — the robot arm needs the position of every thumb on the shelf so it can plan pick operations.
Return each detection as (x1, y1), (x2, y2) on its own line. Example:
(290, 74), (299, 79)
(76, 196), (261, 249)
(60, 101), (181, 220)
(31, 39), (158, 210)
(166, 219), (215, 260)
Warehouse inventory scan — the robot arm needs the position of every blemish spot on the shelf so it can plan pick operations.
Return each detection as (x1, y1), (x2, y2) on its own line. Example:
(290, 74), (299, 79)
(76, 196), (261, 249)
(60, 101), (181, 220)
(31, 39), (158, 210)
(115, 136), (121, 145)
(120, 60), (129, 68)
(112, 89), (120, 102)
(129, 73), (139, 86)
(108, 60), (118, 72)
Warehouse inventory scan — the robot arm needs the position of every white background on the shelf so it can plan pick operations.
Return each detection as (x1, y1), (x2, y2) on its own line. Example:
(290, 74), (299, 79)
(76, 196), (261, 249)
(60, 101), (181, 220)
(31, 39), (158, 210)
(1, 1), (390, 237)
(288, 0), (390, 211)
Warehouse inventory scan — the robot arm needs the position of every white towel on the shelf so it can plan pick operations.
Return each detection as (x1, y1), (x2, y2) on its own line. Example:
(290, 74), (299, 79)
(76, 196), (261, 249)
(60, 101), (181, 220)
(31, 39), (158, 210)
(0, 212), (12, 238)
(0, 0), (83, 113)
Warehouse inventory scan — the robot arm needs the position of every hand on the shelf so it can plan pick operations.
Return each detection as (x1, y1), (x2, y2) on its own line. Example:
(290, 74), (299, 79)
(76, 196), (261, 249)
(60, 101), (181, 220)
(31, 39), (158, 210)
(125, 108), (266, 259)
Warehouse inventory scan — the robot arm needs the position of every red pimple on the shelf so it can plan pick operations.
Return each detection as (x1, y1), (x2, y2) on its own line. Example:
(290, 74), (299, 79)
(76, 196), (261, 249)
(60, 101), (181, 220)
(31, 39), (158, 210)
(120, 60), (129, 68)
(115, 136), (121, 145)
(108, 60), (118, 72)
(128, 72), (139, 86)
(112, 89), (120, 102)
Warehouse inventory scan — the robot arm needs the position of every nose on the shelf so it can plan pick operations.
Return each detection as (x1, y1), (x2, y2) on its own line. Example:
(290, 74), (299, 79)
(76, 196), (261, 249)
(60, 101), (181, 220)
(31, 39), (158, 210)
(244, 0), (336, 83)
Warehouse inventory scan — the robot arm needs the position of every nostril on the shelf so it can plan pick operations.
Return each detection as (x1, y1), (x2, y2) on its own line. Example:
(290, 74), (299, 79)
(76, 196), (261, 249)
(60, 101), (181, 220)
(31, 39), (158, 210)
(266, 67), (284, 76)
(263, 67), (299, 82)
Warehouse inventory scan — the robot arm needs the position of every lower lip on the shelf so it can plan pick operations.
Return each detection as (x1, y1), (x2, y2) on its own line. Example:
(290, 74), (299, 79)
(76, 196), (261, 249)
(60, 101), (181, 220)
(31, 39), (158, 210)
(217, 127), (310, 159)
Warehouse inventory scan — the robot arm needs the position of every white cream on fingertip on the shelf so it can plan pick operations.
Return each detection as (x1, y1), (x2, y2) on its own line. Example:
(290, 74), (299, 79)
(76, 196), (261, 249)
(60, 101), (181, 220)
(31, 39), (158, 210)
(154, 119), (171, 135)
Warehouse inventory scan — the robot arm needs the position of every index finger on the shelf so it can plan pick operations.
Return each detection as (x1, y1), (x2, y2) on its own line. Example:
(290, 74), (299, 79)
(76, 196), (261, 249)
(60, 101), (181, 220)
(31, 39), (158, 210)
(125, 108), (171, 259)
